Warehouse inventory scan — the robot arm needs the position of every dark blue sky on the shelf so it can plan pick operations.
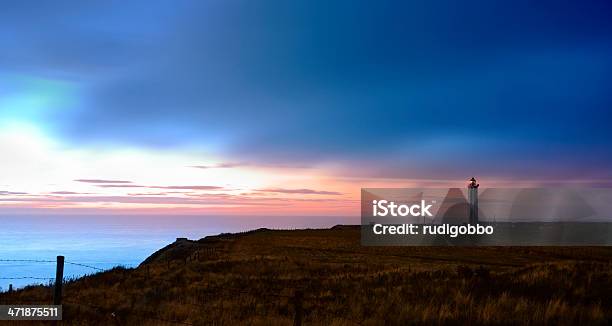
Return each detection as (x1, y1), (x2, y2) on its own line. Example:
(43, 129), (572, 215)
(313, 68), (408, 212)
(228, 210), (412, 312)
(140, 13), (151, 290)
(2, 0), (611, 181)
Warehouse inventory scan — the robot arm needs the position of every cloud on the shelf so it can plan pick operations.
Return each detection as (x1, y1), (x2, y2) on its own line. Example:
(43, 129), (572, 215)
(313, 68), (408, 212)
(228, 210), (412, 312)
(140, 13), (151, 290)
(73, 179), (223, 190)
(257, 188), (342, 195)
(0, 193), (351, 207)
(190, 162), (313, 170)
(191, 162), (244, 169)
(96, 184), (146, 188)
(0, 194), (286, 207)
(127, 192), (168, 196)
(0, 191), (28, 195)
(75, 179), (132, 184)
(3, 1), (612, 179)
(78, 183), (224, 190)
(151, 185), (224, 190)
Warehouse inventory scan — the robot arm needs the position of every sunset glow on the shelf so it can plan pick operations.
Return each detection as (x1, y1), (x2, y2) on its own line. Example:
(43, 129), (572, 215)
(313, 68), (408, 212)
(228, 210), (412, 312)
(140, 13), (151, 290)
(2, 1), (611, 216)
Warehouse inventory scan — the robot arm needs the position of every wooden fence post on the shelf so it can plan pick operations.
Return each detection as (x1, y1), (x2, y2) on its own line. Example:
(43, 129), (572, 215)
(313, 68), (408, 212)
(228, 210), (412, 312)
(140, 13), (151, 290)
(293, 290), (303, 326)
(53, 255), (64, 305)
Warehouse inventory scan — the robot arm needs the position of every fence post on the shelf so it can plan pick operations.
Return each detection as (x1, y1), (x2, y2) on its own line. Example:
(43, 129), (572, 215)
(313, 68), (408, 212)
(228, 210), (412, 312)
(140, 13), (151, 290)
(293, 290), (303, 326)
(53, 256), (64, 305)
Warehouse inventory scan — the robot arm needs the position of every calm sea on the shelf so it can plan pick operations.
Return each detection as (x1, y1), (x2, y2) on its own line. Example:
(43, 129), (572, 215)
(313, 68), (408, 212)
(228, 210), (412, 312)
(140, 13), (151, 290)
(0, 215), (356, 289)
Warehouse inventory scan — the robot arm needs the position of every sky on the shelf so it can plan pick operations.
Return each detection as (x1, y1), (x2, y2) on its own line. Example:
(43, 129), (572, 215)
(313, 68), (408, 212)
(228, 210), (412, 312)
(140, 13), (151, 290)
(1, 0), (611, 215)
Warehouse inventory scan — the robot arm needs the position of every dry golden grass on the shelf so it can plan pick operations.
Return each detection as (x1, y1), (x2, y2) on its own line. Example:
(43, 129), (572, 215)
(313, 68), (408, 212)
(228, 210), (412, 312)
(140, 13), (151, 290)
(1, 226), (611, 325)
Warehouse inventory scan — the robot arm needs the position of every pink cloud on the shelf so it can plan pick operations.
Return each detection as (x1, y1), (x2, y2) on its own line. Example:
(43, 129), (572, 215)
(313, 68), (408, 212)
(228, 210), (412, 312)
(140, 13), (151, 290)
(257, 188), (342, 195)
(151, 185), (223, 190)
(50, 191), (87, 195)
(75, 179), (133, 184)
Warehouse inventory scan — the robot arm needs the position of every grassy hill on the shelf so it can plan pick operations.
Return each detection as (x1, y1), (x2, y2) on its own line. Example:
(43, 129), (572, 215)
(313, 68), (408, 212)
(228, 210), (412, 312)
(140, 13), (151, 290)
(2, 225), (612, 325)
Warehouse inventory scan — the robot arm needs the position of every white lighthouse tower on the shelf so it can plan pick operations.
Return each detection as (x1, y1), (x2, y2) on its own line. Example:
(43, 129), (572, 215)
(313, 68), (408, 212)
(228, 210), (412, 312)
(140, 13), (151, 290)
(468, 177), (479, 224)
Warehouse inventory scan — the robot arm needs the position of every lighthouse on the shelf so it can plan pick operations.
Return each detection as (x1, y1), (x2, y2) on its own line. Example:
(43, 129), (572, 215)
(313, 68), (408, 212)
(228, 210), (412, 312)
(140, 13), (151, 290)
(468, 177), (479, 224)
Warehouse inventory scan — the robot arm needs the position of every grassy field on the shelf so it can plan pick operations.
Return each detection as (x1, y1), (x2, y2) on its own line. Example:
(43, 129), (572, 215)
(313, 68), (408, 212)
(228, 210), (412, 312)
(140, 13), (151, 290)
(1, 225), (611, 325)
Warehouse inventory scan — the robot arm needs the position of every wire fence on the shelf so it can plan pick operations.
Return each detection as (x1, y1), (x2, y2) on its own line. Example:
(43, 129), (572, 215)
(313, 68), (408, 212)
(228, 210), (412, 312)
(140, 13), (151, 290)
(65, 261), (105, 271)
(0, 257), (362, 326)
(0, 258), (119, 288)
